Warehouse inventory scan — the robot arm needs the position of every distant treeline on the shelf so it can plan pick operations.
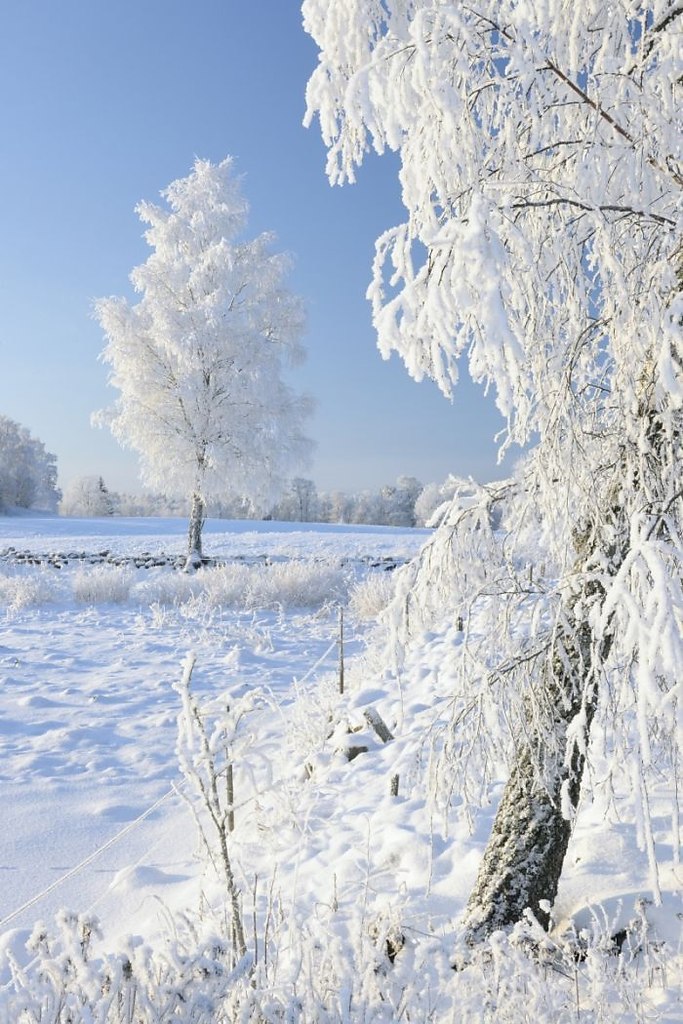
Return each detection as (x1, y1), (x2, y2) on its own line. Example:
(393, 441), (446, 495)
(58, 473), (472, 528)
(0, 413), (473, 529)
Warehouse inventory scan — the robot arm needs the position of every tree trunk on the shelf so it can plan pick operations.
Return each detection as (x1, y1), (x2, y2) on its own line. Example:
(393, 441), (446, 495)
(464, 388), (675, 942)
(464, 578), (613, 943)
(186, 490), (206, 571)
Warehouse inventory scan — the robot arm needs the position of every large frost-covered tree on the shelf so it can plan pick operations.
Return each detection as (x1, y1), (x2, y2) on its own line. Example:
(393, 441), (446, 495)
(303, 1), (681, 940)
(95, 158), (313, 566)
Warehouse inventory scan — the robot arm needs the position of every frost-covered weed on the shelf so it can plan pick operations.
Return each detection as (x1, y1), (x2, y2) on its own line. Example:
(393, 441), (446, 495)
(237, 560), (347, 610)
(448, 914), (681, 1024)
(194, 561), (347, 612)
(72, 565), (133, 604)
(285, 672), (342, 774)
(198, 562), (254, 608)
(1, 905), (678, 1023)
(0, 559), (349, 616)
(348, 570), (396, 621)
(131, 570), (201, 608)
(0, 570), (61, 613)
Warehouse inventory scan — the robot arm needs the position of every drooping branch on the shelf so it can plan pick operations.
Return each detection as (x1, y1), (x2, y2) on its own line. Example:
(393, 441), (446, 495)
(466, 6), (683, 190)
(508, 197), (676, 227)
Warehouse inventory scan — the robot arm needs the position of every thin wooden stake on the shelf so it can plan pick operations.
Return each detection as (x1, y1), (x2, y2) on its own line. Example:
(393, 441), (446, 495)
(339, 606), (345, 695)
(226, 762), (235, 833)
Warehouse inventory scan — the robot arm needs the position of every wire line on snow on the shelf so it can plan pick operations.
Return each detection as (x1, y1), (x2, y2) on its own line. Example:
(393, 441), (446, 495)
(291, 638), (338, 687)
(0, 633), (343, 931)
(0, 788), (179, 930)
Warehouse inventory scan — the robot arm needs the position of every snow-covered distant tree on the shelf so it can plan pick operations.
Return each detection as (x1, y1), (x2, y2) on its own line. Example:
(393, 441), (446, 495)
(380, 475), (422, 526)
(60, 475), (116, 517)
(271, 476), (320, 521)
(304, 0), (681, 940)
(95, 158), (313, 567)
(350, 488), (382, 525)
(290, 476), (320, 521)
(319, 489), (354, 524)
(0, 416), (60, 512)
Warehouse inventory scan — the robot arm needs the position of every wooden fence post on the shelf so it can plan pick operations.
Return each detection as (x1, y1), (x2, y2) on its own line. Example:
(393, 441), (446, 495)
(339, 606), (345, 695)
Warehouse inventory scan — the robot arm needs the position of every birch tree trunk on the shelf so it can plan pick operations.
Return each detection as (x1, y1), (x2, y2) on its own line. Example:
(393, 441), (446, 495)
(463, 610), (603, 939)
(186, 490), (206, 570)
(463, 492), (632, 941)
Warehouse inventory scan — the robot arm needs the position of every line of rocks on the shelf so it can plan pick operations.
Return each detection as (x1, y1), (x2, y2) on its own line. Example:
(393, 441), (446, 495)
(0, 548), (404, 572)
(0, 548), (261, 570)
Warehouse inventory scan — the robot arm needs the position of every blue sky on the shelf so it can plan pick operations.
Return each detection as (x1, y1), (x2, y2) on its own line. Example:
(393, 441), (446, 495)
(0, 1), (508, 496)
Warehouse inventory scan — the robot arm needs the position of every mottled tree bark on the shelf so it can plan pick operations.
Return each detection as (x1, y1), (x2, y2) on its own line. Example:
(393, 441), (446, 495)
(186, 490), (206, 570)
(465, 392), (675, 941)
(463, 615), (599, 939)
(464, 555), (618, 942)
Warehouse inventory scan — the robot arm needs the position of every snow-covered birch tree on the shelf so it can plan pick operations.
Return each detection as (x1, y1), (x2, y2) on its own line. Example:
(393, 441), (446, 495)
(95, 157), (313, 567)
(303, 0), (682, 940)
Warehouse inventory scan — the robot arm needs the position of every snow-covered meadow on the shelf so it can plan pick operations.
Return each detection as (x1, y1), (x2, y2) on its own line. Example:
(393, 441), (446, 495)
(0, 514), (680, 1021)
(0, 516), (421, 927)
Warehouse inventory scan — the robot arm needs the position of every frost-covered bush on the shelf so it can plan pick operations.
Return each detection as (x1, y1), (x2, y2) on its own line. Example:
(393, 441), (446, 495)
(131, 571), (202, 608)
(196, 561), (347, 611)
(196, 562), (253, 609)
(0, 570), (61, 613)
(72, 565), (133, 604)
(0, 559), (350, 616)
(1, 902), (677, 1023)
(240, 560), (347, 610)
(348, 571), (396, 621)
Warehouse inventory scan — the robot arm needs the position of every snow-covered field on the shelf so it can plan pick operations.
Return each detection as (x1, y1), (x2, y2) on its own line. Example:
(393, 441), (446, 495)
(0, 516), (424, 934)
(0, 515), (680, 1021)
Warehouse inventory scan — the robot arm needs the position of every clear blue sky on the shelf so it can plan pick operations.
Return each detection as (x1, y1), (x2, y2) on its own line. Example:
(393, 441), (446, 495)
(0, 1), (509, 497)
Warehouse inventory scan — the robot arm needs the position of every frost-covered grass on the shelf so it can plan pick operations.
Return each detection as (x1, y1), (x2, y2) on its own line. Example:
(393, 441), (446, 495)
(0, 558), (355, 614)
(0, 516), (680, 1022)
(3, 907), (676, 1023)
(348, 569), (397, 620)
(0, 569), (59, 612)
(72, 564), (135, 604)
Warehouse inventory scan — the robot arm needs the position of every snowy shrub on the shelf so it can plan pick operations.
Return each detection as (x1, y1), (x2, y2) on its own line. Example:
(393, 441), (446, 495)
(132, 561), (347, 617)
(72, 565), (133, 604)
(348, 570), (396, 621)
(196, 562), (254, 609)
(194, 560), (347, 611)
(285, 671), (342, 775)
(239, 560), (347, 610)
(0, 909), (257, 1024)
(131, 570), (201, 608)
(1, 901), (678, 1023)
(0, 570), (61, 613)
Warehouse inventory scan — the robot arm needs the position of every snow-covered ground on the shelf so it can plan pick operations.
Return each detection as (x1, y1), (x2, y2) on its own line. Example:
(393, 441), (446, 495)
(0, 517), (426, 937)
(0, 515), (680, 1021)
(0, 512), (425, 560)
